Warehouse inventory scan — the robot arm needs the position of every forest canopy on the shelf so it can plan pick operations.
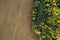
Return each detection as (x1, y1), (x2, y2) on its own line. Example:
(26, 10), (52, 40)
(32, 0), (60, 40)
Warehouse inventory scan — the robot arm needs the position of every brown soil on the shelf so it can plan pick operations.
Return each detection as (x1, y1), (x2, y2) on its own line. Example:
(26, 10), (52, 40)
(0, 0), (37, 40)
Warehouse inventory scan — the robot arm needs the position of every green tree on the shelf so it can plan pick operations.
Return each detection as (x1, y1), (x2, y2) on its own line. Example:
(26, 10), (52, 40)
(32, 0), (60, 40)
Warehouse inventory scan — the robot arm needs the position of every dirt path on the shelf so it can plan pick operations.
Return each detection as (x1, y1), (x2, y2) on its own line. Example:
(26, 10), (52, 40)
(0, 0), (37, 40)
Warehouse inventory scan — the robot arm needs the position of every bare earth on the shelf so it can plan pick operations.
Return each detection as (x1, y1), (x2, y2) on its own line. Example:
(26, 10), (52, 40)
(0, 0), (37, 40)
